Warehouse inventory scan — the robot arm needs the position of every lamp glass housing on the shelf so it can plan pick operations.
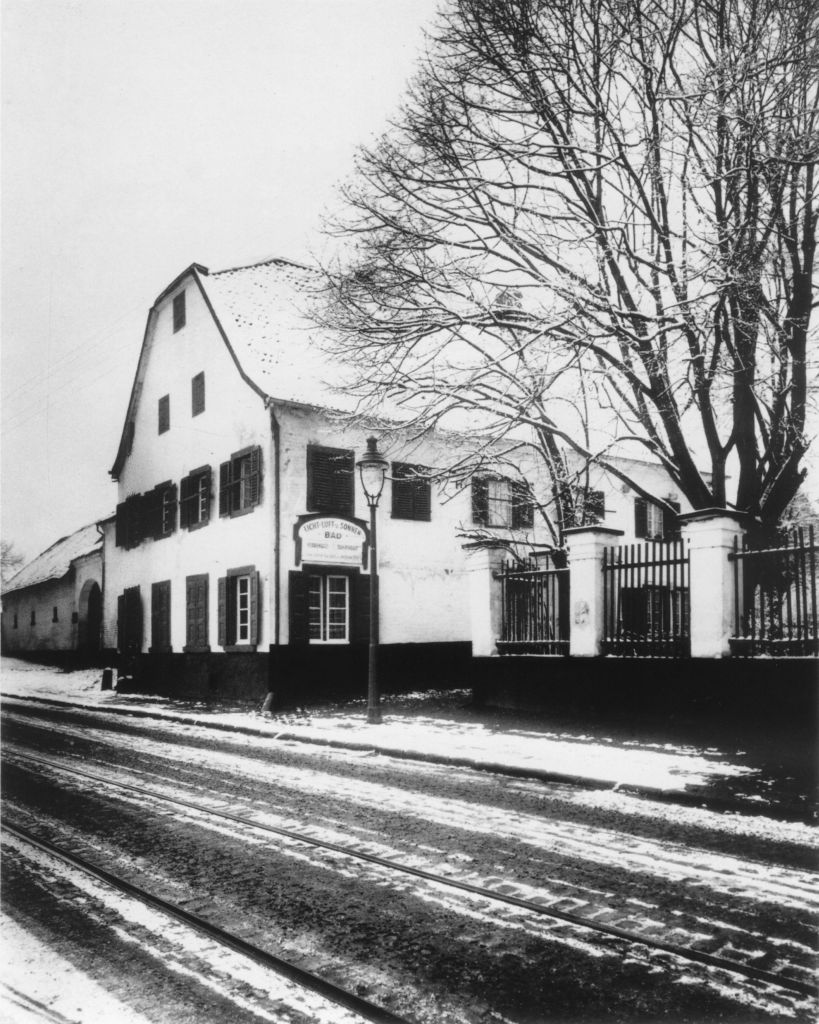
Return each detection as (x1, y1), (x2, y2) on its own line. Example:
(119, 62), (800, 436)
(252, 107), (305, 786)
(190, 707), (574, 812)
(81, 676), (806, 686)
(357, 437), (388, 505)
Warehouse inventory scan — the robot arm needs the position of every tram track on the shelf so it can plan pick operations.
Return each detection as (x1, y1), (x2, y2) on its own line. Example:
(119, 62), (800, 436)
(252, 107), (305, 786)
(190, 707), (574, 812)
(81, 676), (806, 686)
(6, 746), (817, 1000)
(3, 819), (410, 1024)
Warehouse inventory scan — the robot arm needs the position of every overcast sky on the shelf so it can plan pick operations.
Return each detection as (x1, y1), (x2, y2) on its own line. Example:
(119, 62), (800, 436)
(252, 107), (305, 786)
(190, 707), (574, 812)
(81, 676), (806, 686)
(1, 0), (440, 561)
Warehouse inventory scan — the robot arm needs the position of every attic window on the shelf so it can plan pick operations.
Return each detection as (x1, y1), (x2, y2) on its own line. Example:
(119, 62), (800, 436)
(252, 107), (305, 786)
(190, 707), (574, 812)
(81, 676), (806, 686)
(158, 395), (170, 435)
(191, 372), (205, 416)
(173, 291), (186, 332)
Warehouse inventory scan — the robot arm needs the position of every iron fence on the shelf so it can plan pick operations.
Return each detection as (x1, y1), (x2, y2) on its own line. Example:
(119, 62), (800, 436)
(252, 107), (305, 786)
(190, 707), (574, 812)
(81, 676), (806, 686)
(498, 558), (569, 655)
(730, 527), (818, 656)
(602, 540), (690, 657)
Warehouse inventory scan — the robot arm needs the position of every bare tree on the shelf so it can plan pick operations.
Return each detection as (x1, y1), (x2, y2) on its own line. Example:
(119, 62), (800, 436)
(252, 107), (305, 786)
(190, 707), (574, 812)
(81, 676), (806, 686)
(1, 540), (25, 584)
(319, 0), (818, 543)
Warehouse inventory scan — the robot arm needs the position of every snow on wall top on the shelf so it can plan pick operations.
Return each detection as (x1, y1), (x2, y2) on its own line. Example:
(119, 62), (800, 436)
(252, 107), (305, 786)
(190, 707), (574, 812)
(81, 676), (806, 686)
(2, 523), (102, 597)
(202, 258), (359, 413)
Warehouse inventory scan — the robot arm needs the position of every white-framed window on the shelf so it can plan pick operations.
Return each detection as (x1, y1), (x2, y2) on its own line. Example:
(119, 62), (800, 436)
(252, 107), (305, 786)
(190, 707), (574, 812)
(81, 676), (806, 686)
(645, 503), (663, 538)
(308, 574), (349, 643)
(236, 574), (251, 643)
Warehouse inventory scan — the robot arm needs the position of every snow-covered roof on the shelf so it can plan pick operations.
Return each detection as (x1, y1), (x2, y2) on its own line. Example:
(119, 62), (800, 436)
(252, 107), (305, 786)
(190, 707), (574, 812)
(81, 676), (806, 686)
(2, 523), (102, 597)
(202, 257), (358, 413)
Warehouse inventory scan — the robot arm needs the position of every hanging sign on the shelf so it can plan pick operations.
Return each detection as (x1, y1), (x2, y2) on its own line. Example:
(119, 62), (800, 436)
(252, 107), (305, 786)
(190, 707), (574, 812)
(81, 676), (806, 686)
(294, 514), (369, 568)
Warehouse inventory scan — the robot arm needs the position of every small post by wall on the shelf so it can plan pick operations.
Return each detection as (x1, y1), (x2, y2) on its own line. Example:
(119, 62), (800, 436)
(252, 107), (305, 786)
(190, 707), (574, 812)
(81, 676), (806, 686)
(463, 542), (509, 658)
(680, 509), (747, 658)
(564, 527), (624, 657)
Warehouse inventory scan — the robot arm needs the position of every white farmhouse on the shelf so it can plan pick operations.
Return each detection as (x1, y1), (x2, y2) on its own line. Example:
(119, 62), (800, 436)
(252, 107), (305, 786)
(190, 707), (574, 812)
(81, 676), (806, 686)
(102, 256), (694, 704)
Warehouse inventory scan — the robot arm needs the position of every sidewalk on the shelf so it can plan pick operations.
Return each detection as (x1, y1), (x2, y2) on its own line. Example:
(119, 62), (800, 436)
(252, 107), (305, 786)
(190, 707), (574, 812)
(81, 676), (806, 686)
(1, 658), (815, 822)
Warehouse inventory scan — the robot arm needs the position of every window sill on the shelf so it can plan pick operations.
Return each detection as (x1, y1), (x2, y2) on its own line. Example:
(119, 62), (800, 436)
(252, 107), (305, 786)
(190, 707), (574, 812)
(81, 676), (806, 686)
(221, 505), (258, 520)
(184, 519), (210, 532)
(224, 644), (258, 653)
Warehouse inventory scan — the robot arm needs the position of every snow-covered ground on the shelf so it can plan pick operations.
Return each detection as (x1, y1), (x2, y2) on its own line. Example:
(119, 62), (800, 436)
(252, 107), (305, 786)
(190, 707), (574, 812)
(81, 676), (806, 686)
(0, 657), (769, 800)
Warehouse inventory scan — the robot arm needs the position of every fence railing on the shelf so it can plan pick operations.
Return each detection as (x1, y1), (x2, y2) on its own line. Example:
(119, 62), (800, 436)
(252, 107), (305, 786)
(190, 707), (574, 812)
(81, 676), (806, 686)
(602, 540), (690, 657)
(498, 559), (569, 655)
(730, 527), (818, 657)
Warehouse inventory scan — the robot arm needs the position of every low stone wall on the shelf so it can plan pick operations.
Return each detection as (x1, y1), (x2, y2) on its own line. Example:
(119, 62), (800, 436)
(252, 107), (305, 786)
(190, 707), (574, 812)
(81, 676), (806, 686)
(472, 655), (818, 726)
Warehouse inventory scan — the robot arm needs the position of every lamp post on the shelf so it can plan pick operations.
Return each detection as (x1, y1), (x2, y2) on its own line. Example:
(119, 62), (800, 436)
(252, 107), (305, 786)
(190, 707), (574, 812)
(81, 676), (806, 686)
(357, 436), (388, 724)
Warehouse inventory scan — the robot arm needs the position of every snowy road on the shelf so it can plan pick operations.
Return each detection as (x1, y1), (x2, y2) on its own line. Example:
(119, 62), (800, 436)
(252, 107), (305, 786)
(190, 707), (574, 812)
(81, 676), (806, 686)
(2, 700), (817, 1024)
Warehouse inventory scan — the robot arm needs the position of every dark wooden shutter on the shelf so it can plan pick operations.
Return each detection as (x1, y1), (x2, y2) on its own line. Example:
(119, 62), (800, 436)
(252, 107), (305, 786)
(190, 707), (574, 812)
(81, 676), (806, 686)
(186, 574), (209, 650)
(391, 464), (414, 519)
(472, 477), (489, 525)
(179, 474), (192, 528)
(512, 481), (534, 529)
(246, 447), (262, 508)
(663, 500), (681, 540)
(634, 498), (648, 539)
(415, 473), (431, 521)
(307, 446), (354, 516)
(249, 570), (260, 645)
(217, 576), (227, 646)
(115, 503), (126, 547)
(219, 461), (231, 516)
(353, 573), (371, 645)
(123, 586), (142, 652)
(151, 581), (171, 652)
(288, 571), (310, 645)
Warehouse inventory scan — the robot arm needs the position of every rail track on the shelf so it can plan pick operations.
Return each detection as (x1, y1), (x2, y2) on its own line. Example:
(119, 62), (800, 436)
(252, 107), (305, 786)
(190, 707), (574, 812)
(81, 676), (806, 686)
(3, 819), (412, 1024)
(5, 746), (817, 1000)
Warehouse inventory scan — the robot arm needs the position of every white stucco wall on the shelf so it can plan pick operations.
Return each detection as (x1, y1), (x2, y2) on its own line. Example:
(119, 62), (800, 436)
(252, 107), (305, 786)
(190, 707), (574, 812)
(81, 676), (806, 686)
(1, 547), (102, 654)
(109, 275), (275, 653)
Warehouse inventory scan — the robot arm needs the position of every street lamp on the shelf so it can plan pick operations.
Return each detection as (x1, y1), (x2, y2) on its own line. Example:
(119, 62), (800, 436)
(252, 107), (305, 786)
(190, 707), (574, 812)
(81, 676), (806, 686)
(357, 436), (389, 724)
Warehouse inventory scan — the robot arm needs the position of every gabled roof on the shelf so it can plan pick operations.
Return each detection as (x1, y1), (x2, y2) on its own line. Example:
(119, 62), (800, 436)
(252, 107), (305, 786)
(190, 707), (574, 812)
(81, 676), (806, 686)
(2, 523), (102, 597)
(111, 257), (359, 480)
(203, 257), (356, 412)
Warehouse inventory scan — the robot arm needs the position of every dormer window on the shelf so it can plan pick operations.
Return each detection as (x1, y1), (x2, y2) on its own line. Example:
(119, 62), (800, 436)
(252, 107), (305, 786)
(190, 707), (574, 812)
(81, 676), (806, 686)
(173, 291), (186, 332)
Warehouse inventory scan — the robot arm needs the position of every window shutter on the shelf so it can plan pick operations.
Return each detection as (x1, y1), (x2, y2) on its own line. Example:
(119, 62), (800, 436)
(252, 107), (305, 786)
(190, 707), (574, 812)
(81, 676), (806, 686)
(115, 503), (126, 547)
(663, 501), (681, 541)
(415, 474), (431, 521)
(353, 573), (371, 645)
(179, 474), (192, 528)
(248, 570), (260, 645)
(391, 464), (414, 519)
(511, 481), (533, 529)
(634, 498), (648, 539)
(158, 395), (170, 435)
(472, 477), (489, 526)
(288, 571), (310, 645)
(151, 581), (171, 652)
(164, 484), (178, 536)
(219, 461), (231, 516)
(307, 447), (354, 516)
(246, 447), (262, 508)
(124, 585), (142, 652)
(217, 576), (227, 646)
(186, 574), (209, 650)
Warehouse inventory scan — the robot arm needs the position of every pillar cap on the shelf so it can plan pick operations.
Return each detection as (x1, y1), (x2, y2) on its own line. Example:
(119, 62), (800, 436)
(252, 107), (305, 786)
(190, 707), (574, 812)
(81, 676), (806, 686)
(677, 508), (749, 525)
(563, 526), (624, 538)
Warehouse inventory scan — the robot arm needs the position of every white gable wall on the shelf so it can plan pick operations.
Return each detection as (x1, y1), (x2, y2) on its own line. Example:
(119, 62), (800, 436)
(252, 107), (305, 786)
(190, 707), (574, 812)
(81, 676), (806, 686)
(107, 275), (274, 654)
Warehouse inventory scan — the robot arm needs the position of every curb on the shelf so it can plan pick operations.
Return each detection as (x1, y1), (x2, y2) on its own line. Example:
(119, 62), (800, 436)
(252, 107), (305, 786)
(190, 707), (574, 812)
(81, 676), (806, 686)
(3, 692), (814, 824)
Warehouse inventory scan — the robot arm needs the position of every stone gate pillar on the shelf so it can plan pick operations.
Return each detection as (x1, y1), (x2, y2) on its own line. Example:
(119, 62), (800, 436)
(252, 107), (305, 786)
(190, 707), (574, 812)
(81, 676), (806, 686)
(564, 527), (624, 657)
(463, 542), (508, 658)
(679, 510), (747, 658)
